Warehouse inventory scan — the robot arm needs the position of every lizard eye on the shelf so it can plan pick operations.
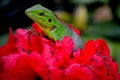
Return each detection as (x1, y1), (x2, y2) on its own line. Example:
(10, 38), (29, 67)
(48, 18), (52, 22)
(39, 13), (44, 16)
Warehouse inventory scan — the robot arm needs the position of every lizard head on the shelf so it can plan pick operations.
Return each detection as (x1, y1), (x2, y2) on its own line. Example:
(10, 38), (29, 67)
(25, 4), (59, 32)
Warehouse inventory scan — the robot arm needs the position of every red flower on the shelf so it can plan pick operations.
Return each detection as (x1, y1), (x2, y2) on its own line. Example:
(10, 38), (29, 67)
(0, 23), (119, 80)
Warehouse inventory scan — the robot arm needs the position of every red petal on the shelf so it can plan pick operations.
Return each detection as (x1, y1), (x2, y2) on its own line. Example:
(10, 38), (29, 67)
(29, 52), (49, 78)
(0, 28), (19, 57)
(15, 29), (44, 54)
(1, 54), (36, 80)
(54, 37), (74, 68)
(80, 40), (97, 64)
(95, 38), (110, 57)
(32, 22), (44, 35)
(45, 66), (63, 80)
(64, 63), (94, 80)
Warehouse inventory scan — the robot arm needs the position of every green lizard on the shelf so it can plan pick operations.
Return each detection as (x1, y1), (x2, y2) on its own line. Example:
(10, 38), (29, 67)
(25, 4), (84, 50)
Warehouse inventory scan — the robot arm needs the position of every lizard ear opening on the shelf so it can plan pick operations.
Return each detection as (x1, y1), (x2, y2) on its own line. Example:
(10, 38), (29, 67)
(50, 25), (56, 31)
(48, 18), (52, 22)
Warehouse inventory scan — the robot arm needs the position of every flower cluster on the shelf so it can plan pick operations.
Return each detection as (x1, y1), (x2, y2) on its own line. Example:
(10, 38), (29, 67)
(0, 22), (119, 80)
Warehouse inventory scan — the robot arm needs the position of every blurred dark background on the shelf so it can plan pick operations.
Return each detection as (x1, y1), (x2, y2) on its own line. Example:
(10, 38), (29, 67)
(0, 0), (120, 71)
(0, 0), (56, 34)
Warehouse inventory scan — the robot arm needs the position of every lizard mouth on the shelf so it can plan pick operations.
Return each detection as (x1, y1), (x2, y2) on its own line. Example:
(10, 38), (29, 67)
(34, 21), (51, 34)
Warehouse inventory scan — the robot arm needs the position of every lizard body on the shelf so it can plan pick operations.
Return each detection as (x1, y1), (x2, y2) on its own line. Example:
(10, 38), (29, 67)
(25, 4), (84, 50)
